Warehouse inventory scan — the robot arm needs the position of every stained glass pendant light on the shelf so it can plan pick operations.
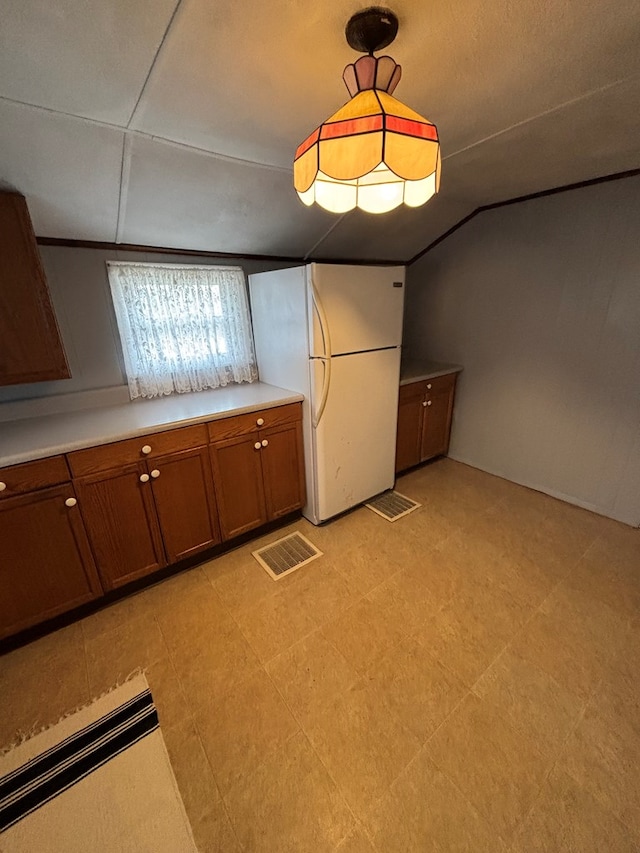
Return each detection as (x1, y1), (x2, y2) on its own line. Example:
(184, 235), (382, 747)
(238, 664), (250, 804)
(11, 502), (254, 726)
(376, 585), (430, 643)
(294, 7), (440, 214)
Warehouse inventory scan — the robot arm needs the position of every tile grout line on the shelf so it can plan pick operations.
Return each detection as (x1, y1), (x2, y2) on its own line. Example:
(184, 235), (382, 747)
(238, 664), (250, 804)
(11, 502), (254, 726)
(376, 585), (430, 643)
(417, 687), (511, 849)
(259, 660), (368, 850)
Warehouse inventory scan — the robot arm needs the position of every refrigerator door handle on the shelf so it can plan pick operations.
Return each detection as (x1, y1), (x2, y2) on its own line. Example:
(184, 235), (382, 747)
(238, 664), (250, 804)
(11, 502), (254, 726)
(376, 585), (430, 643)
(312, 356), (332, 428)
(310, 277), (332, 360)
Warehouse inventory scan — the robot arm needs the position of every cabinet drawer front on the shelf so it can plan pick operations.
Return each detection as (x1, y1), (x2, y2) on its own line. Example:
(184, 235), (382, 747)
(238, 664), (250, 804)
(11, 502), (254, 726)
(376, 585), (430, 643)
(207, 403), (302, 442)
(67, 424), (207, 476)
(68, 436), (155, 476)
(425, 373), (457, 397)
(399, 381), (427, 403)
(0, 455), (70, 498)
(144, 424), (208, 457)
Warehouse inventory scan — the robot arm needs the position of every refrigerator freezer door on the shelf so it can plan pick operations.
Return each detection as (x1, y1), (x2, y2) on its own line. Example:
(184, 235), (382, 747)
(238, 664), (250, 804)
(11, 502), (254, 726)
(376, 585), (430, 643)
(308, 347), (401, 523)
(308, 264), (405, 357)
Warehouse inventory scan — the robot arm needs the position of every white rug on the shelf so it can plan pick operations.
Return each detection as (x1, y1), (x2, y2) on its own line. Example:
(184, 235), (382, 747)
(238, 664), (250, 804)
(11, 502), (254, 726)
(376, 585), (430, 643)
(0, 674), (197, 852)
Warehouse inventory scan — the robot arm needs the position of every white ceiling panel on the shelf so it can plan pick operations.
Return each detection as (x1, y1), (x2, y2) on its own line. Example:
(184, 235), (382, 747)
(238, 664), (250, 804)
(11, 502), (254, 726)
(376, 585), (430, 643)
(443, 75), (640, 207)
(0, 101), (123, 240)
(120, 135), (336, 256)
(0, 0), (179, 124)
(130, 0), (360, 167)
(131, 0), (640, 170)
(396, 0), (640, 159)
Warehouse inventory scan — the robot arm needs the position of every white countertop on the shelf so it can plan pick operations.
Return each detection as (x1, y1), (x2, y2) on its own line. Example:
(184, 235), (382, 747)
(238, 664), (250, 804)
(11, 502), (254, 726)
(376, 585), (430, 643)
(400, 361), (463, 385)
(0, 383), (303, 468)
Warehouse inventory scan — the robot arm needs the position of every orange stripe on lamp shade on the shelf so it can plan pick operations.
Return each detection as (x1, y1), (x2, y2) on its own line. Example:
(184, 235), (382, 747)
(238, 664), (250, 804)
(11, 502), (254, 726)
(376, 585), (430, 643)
(385, 115), (438, 141)
(295, 113), (435, 164)
(319, 114), (384, 141)
(295, 127), (320, 160)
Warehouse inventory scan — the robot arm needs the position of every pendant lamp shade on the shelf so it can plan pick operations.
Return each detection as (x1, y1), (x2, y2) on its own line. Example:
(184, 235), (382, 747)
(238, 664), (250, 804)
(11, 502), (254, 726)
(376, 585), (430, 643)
(294, 53), (441, 214)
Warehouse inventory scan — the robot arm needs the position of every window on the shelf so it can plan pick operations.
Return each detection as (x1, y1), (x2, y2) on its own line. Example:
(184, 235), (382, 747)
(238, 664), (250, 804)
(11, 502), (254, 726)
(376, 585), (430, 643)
(107, 262), (257, 399)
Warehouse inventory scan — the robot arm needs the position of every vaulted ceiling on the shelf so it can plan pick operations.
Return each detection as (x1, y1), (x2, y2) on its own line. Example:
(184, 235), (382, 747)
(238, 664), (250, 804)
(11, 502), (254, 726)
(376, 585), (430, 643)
(1, 0), (639, 262)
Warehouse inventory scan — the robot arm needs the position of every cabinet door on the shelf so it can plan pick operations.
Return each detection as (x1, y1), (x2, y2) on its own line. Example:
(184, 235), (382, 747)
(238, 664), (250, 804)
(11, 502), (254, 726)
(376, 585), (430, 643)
(261, 421), (306, 520)
(74, 464), (166, 590)
(421, 377), (456, 462)
(0, 485), (102, 639)
(395, 382), (426, 473)
(0, 193), (70, 386)
(209, 436), (267, 540)
(150, 446), (221, 562)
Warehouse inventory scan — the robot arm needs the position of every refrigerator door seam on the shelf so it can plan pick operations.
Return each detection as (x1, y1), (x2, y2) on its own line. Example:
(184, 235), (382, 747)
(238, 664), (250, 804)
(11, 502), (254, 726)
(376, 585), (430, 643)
(331, 345), (400, 357)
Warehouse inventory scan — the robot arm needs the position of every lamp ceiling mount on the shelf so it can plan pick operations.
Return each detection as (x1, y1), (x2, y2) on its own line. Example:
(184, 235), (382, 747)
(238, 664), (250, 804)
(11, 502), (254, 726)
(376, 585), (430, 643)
(345, 7), (399, 54)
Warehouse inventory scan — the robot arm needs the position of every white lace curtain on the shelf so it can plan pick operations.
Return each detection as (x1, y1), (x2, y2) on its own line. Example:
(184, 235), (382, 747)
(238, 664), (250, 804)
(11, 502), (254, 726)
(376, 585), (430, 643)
(107, 262), (258, 399)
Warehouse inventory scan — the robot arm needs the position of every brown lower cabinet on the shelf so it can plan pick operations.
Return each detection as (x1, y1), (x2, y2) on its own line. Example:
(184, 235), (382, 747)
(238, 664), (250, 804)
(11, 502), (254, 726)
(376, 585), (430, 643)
(209, 434), (268, 538)
(70, 426), (223, 589)
(73, 463), (166, 590)
(395, 372), (458, 473)
(0, 402), (305, 639)
(0, 484), (101, 639)
(209, 407), (305, 540)
(148, 445), (221, 563)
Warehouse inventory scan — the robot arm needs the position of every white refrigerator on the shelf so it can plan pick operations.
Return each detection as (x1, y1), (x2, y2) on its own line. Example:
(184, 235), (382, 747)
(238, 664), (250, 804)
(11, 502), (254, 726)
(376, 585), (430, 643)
(249, 263), (405, 525)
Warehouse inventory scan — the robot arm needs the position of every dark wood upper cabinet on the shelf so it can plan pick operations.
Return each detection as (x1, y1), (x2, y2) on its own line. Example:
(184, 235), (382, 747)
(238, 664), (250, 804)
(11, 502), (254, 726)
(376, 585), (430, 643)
(0, 192), (70, 386)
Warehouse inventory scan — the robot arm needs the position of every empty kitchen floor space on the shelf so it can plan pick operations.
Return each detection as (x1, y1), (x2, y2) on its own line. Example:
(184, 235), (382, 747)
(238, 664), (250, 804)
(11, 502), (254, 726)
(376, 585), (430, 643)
(1, 458), (639, 852)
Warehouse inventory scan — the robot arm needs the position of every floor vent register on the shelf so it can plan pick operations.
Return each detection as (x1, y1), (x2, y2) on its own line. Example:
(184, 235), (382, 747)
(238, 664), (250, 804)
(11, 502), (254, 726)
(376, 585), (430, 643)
(252, 532), (323, 580)
(365, 490), (421, 522)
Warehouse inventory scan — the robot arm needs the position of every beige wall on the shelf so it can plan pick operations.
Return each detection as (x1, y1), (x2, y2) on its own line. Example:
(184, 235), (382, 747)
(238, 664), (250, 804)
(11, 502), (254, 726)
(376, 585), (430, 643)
(404, 175), (640, 527)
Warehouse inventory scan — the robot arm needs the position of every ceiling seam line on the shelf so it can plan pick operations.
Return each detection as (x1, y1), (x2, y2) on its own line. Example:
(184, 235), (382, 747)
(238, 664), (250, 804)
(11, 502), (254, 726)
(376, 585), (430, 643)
(129, 129), (293, 172)
(0, 94), (292, 172)
(443, 72), (640, 162)
(0, 94), (125, 131)
(126, 0), (185, 129)
(303, 214), (350, 260)
(115, 135), (133, 243)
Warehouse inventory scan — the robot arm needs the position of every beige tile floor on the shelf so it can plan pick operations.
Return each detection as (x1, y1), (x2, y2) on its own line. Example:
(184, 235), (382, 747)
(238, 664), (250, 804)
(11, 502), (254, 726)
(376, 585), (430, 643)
(2, 458), (640, 851)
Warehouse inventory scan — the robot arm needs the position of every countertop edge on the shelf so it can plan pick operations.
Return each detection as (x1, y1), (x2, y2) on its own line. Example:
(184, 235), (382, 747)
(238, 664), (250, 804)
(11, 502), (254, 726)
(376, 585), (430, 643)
(0, 390), (304, 469)
(400, 364), (463, 385)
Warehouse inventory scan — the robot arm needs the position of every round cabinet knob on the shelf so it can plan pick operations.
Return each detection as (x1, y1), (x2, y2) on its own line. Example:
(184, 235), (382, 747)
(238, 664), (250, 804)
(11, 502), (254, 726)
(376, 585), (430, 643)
(261, 439), (269, 447)
(0, 482), (6, 492)
(139, 473), (150, 483)
(64, 497), (77, 508)
(427, 383), (432, 389)
(141, 445), (152, 455)
(256, 417), (264, 426)
(254, 442), (262, 450)
(422, 401), (427, 407)
(150, 469), (161, 478)
(427, 400), (432, 406)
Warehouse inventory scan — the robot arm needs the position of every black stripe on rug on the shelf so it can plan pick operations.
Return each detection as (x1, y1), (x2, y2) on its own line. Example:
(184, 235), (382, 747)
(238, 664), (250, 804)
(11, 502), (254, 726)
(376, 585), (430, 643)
(0, 690), (158, 833)
(1, 691), (151, 787)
